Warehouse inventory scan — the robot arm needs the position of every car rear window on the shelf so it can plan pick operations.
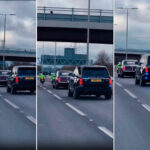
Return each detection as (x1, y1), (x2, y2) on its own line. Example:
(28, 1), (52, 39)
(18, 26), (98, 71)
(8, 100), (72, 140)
(148, 56), (150, 66)
(0, 71), (10, 75)
(59, 72), (69, 76)
(82, 67), (109, 78)
(18, 68), (36, 76)
(124, 61), (138, 65)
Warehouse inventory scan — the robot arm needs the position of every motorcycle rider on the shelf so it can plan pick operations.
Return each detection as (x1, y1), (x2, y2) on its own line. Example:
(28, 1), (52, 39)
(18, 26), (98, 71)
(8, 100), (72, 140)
(40, 73), (45, 84)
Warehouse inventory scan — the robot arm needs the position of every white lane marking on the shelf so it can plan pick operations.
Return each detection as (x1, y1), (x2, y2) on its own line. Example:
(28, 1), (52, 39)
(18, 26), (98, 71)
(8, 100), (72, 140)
(89, 119), (93, 122)
(98, 126), (113, 139)
(137, 99), (141, 103)
(142, 104), (150, 112)
(26, 116), (36, 125)
(3, 98), (19, 109)
(47, 90), (52, 94)
(116, 82), (122, 87)
(43, 87), (46, 90)
(124, 89), (137, 99)
(65, 103), (86, 116)
(0, 94), (2, 97)
(53, 94), (63, 100)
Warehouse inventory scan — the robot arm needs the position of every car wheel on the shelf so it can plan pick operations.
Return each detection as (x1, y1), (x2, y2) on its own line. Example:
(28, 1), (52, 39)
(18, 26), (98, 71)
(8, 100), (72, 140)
(73, 89), (80, 99)
(68, 87), (73, 97)
(7, 87), (11, 93)
(105, 93), (111, 100)
(135, 76), (139, 85)
(11, 87), (16, 94)
(140, 77), (145, 86)
(30, 90), (35, 94)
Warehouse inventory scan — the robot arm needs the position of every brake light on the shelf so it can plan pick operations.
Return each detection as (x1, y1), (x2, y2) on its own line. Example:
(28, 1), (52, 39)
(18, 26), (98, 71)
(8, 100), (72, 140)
(57, 77), (61, 82)
(79, 78), (83, 85)
(109, 79), (112, 86)
(16, 77), (19, 83)
(122, 66), (125, 71)
(145, 67), (149, 73)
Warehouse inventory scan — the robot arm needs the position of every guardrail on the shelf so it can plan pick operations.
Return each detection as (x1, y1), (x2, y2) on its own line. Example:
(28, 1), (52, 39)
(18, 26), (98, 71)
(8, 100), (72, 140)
(38, 6), (113, 23)
(0, 49), (35, 54)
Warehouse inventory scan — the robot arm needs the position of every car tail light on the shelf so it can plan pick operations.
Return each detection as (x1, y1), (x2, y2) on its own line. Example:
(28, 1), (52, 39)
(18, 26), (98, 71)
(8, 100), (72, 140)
(145, 67), (149, 73)
(79, 78), (83, 85)
(16, 77), (19, 83)
(122, 66), (125, 71)
(109, 79), (112, 86)
(57, 77), (61, 82)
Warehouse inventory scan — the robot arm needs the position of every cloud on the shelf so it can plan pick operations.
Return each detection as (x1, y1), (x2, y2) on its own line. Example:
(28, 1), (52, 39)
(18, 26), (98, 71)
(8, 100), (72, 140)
(115, 0), (150, 50)
(0, 1), (36, 50)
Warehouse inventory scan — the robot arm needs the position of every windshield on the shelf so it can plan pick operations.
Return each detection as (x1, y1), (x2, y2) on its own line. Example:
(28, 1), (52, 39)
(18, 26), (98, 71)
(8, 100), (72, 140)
(18, 68), (36, 76)
(82, 68), (109, 78)
(124, 61), (138, 65)
(0, 71), (10, 75)
(59, 72), (69, 76)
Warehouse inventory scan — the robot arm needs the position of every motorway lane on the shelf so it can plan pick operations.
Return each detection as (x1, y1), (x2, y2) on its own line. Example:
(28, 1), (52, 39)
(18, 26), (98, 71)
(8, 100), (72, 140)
(0, 86), (36, 150)
(38, 80), (113, 150)
(115, 75), (150, 150)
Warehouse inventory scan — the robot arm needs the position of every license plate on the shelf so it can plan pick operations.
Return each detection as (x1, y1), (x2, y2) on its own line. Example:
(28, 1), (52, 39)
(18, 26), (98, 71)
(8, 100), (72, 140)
(91, 79), (102, 82)
(25, 77), (34, 80)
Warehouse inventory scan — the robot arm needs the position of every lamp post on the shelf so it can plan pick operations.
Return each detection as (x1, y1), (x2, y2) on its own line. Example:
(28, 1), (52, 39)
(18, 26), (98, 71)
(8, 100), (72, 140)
(86, 0), (90, 65)
(0, 13), (15, 70)
(118, 7), (138, 60)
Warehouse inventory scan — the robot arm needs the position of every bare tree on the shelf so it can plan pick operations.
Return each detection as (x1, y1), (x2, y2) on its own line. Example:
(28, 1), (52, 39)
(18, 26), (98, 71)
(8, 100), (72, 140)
(94, 51), (113, 76)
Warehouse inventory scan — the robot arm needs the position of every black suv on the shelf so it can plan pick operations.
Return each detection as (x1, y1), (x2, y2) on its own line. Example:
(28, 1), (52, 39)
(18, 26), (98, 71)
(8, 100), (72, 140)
(117, 59), (138, 77)
(68, 65), (112, 99)
(7, 66), (36, 94)
(135, 54), (150, 86)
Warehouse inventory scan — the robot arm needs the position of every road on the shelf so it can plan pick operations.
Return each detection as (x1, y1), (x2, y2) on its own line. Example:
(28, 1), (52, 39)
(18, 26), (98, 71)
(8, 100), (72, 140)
(115, 74), (150, 150)
(0, 86), (36, 150)
(38, 79), (113, 150)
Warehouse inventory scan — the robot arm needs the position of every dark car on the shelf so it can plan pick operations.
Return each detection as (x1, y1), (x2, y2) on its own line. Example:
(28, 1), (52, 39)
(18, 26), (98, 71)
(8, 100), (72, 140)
(135, 54), (150, 86)
(52, 70), (73, 89)
(7, 66), (36, 94)
(0, 70), (11, 86)
(117, 59), (138, 77)
(68, 65), (112, 99)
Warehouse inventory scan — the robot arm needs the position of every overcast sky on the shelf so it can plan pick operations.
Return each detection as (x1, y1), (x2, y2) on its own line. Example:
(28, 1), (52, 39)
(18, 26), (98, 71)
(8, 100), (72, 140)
(37, 0), (113, 62)
(0, 1), (36, 50)
(115, 0), (150, 50)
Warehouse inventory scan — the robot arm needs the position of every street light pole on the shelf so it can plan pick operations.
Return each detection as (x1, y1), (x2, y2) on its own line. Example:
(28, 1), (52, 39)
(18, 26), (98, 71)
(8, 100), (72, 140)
(86, 0), (90, 65)
(118, 7), (137, 60)
(54, 42), (56, 72)
(0, 13), (15, 70)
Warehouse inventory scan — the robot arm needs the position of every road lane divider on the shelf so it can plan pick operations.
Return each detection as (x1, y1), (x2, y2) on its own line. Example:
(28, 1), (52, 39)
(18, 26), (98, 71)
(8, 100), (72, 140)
(3, 98), (19, 109)
(53, 94), (63, 100)
(47, 90), (52, 94)
(116, 82), (122, 87)
(65, 103), (86, 116)
(142, 104), (150, 112)
(98, 126), (113, 139)
(26, 116), (36, 125)
(124, 89), (137, 99)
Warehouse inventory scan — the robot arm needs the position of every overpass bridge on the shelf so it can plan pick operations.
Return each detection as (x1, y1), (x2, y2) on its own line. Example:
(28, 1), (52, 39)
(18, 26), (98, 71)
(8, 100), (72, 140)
(37, 7), (113, 44)
(115, 49), (150, 64)
(0, 48), (36, 62)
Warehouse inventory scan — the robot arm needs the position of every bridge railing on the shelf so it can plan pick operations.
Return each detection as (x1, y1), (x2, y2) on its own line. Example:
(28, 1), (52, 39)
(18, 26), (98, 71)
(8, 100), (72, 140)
(0, 48), (35, 55)
(38, 6), (113, 23)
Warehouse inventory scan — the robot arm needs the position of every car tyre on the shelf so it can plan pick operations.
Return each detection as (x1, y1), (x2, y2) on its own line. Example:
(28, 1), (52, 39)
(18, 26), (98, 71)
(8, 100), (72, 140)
(135, 76), (139, 85)
(68, 87), (73, 97)
(11, 87), (16, 94)
(140, 77), (145, 86)
(7, 86), (11, 93)
(73, 89), (80, 99)
(105, 93), (111, 100)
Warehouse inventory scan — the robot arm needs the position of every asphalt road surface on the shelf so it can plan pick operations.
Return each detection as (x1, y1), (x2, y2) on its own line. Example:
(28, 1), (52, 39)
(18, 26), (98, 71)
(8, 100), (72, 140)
(115, 74), (150, 150)
(0, 86), (36, 150)
(38, 79), (113, 150)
